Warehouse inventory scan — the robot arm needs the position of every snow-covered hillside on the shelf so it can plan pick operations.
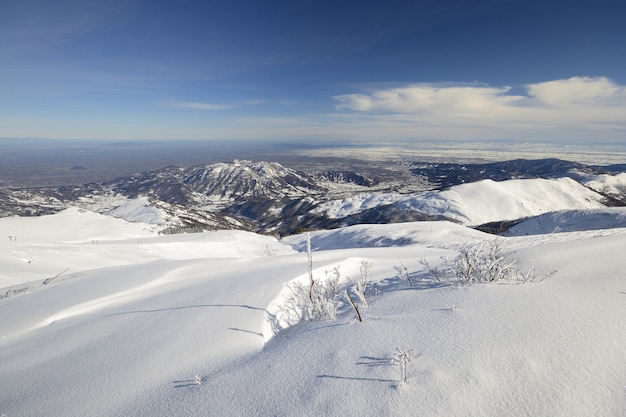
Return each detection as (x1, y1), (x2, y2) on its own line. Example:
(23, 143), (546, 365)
(1, 207), (624, 416)
(582, 172), (626, 204)
(504, 207), (626, 235)
(316, 177), (608, 225)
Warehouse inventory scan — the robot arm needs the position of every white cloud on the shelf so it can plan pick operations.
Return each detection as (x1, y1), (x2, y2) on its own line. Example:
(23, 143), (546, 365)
(332, 76), (626, 141)
(527, 76), (625, 108)
(335, 84), (523, 114)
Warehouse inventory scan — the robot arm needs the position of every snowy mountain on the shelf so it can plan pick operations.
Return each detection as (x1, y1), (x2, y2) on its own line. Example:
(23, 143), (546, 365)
(96, 160), (382, 234)
(317, 177), (609, 226)
(108, 160), (324, 203)
(1, 158), (626, 236)
(408, 157), (617, 188)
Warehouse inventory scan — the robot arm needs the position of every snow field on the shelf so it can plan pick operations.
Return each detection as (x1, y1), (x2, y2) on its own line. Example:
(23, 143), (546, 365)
(0, 206), (625, 416)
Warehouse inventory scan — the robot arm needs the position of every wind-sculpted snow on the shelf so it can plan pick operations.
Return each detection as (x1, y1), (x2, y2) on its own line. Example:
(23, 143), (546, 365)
(281, 221), (488, 251)
(0, 208), (625, 416)
(262, 255), (373, 343)
(266, 223), (488, 342)
(0, 206), (156, 244)
(0, 209), (290, 287)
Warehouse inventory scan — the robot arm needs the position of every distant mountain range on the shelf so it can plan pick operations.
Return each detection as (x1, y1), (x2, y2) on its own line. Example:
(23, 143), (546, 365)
(1, 158), (625, 236)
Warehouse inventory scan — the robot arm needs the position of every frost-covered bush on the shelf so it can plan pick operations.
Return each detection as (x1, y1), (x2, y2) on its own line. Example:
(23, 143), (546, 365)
(282, 234), (344, 321)
(285, 237), (375, 323)
(394, 347), (415, 383)
(280, 267), (342, 322)
(444, 239), (519, 284)
(352, 260), (373, 308)
(417, 257), (442, 282)
(276, 234), (376, 326)
(309, 268), (342, 320)
(393, 260), (416, 286)
(415, 239), (551, 286)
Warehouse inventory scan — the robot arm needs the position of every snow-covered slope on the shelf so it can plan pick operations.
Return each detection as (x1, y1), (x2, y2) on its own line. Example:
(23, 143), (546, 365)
(0, 207), (157, 245)
(1, 208), (625, 416)
(282, 220), (489, 251)
(0, 207), (285, 288)
(504, 207), (626, 236)
(317, 177), (608, 225)
(107, 196), (166, 224)
(582, 172), (626, 205)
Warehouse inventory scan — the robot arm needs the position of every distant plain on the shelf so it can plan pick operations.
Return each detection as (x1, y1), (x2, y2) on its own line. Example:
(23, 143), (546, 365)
(2, 139), (625, 188)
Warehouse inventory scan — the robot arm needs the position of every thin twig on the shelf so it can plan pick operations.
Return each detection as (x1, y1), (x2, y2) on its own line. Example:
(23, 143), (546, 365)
(345, 290), (362, 322)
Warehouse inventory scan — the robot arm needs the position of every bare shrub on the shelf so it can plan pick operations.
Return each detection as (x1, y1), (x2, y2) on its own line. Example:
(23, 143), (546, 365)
(43, 268), (69, 285)
(4, 286), (14, 298)
(2, 281), (31, 299)
(393, 260), (416, 286)
(394, 347), (415, 383)
(352, 260), (373, 308)
(418, 257), (442, 282)
(344, 289), (362, 322)
(521, 268), (558, 284)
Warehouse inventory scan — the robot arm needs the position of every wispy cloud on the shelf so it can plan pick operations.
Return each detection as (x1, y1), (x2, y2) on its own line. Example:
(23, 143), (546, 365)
(172, 99), (267, 111)
(0, 0), (130, 53)
(333, 76), (626, 141)
(174, 102), (233, 111)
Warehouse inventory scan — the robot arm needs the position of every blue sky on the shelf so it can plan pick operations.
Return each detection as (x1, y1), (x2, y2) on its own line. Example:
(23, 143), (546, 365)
(1, 0), (625, 143)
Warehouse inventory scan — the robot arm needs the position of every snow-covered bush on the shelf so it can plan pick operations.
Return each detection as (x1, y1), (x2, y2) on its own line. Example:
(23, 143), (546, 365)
(412, 239), (552, 286)
(310, 269), (342, 320)
(275, 236), (375, 326)
(352, 260), (373, 308)
(418, 257), (442, 282)
(444, 239), (520, 284)
(281, 269), (342, 322)
(283, 234), (344, 321)
(393, 260), (416, 286)
(285, 238), (376, 323)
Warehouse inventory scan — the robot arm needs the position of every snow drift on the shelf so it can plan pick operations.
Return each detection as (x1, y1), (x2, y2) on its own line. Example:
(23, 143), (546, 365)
(1, 205), (625, 416)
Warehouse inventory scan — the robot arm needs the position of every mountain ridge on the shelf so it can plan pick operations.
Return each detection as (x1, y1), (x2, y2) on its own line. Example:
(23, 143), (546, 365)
(1, 158), (625, 236)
